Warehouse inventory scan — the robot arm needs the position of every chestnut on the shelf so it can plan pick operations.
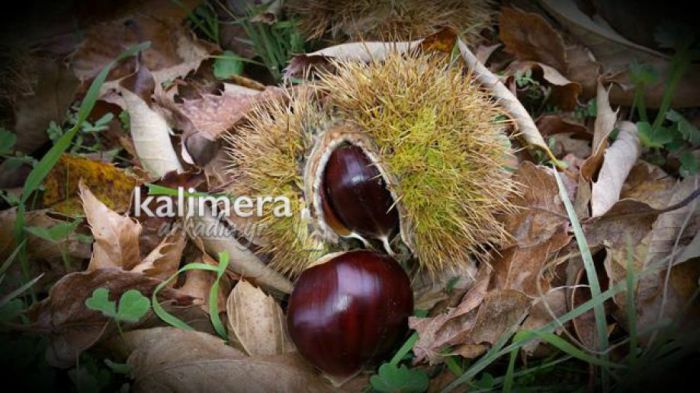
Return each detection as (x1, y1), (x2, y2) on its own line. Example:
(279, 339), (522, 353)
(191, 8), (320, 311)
(322, 144), (400, 252)
(287, 250), (413, 378)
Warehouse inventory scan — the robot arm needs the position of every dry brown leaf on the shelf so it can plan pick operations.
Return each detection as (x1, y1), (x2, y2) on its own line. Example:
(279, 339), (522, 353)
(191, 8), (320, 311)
(111, 327), (333, 393)
(620, 162), (675, 209)
(576, 82), (617, 218)
(413, 263), (478, 311)
(642, 176), (700, 268)
(71, 12), (209, 87)
(80, 182), (142, 271)
(551, 133), (593, 159)
(27, 269), (195, 368)
(7, 57), (79, 154)
(634, 260), (700, 340)
(410, 265), (491, 364)
(131, 228), (186, 281)
(492, 229), (571, 297)
(501, 162), (568, 248)
(536, 114), (589, 137)
(43, 154), (139, 215)
(226, 280), (295, 356)
(499, 7), (567, 71)
(520, 289), (567, 354)
(591, 121), (641, 217)
(467, 290), (531, 345)
(539, 0), (700, 108)
(570, 264), (611, 351)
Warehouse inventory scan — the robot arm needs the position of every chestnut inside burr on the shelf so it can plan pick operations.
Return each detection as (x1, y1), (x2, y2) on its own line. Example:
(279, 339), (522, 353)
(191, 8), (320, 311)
(321, 144), (399, 247)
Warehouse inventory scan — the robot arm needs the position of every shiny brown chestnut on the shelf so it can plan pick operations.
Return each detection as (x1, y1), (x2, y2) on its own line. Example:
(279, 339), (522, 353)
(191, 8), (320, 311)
(322, 144), (400, 251)
(287, 250), (413, 378)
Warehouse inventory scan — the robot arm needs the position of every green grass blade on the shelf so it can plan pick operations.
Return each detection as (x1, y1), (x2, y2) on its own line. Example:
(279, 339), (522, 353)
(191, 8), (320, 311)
(514, 331), (623, 369)
(502, 347), (518, 393)
(209, 251), (230, 339)
(552, 169), (610, 389)
(152, 262), (219, 331)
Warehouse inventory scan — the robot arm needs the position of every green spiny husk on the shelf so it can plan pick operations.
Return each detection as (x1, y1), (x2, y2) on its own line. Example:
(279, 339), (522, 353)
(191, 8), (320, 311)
(224, 51), (516, 276)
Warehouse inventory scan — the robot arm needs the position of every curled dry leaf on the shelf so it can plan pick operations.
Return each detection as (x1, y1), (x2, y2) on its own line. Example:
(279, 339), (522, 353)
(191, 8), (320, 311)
(506, 60), (582, 111)
(520, 289), (567, 354)
(80, 182), (142, 271)
(457, 39), (555, 162)
(410, 265), (491, 364)
(570, 261), (611, 351)
(109, 327), (333, 393)
(131, 228), (187, 282)
(27, 269), (194, 368)
(226, 280), (295, 356)
(577, 82), (617, 218)
(43, 154), (139, 215)
(591, 121), (641, 217)
(119, 70), (184, 178)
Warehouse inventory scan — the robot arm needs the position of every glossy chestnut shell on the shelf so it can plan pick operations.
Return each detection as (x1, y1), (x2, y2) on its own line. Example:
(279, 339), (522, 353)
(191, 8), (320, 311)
(287, 250), (413, 377)
(322, 144), (399, 246)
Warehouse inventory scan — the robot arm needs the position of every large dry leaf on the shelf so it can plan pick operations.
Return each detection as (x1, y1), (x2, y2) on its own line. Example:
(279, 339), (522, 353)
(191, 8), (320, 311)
(499, 6), (600, 97)
(27, 269), (195, 368)
(9, 58), (79, 154)
(71, 8), (209, 88)
(501, 162), (568, 248)
(591, 121), (641, 217)
(110, 327), (333, 393)
(539, 0), (700, 108)
(226, 280), (295, 356)
(499, 7), (566, 71)
(43, 154), (139, 215)
(80, 182), (142, 271)
(492, 229), (571, 297)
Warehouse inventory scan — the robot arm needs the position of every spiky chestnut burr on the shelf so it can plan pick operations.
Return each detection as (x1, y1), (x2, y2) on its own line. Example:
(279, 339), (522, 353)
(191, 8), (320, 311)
(223, 52), (516, 276)
(286, 0), (496, 44)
